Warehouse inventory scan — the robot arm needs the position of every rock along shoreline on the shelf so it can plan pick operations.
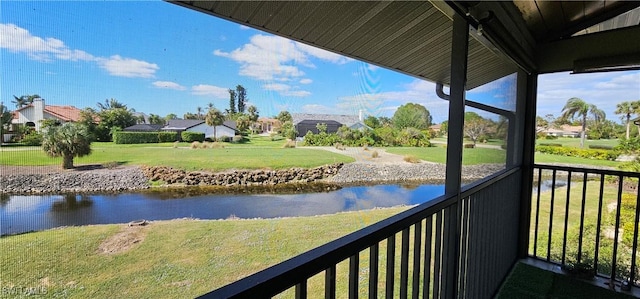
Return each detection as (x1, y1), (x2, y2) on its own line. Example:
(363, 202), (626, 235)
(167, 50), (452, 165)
(0, 162), (504, 195)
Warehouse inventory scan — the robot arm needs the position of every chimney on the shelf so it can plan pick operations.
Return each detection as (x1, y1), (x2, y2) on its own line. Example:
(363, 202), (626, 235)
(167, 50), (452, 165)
(33, 99), (45, 131)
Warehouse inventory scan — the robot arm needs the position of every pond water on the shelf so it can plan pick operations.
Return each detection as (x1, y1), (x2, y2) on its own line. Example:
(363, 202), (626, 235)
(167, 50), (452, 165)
(1, 184), (445, 236)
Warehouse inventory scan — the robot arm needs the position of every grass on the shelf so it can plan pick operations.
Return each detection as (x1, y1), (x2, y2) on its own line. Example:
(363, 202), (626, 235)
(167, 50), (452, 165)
(496, 262), (634, 299)
(534, 152), (621, 167)
(537, 137), (620, 148)
(0, 207), (409, 298)
(0, 144), (354, 171)
(386, 146), (506, 165)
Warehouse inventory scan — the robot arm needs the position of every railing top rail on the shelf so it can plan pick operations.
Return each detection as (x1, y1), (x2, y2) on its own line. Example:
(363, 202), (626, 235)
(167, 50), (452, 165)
(534, 163), (640, 178)
(199, 167), (522, 298)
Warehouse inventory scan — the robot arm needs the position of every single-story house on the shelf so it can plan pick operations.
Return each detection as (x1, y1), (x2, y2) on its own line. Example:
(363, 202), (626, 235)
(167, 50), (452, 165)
(122, 124), (164, 132)
(11, 99), (84, 131)
(292, 113), (370, 135)
(257, 117), (281, 134)
(162, 119), (237, 140)
(538, 124), (582, 138)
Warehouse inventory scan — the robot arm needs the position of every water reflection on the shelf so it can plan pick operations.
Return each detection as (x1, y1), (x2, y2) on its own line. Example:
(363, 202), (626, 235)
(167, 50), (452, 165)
(1, 184), (444, 236)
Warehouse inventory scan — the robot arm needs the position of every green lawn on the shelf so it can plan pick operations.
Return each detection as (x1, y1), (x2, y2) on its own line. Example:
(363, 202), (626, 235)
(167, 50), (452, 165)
(0, 207), (409, 298)
(0, 144), (354, 171)
(386, 146), (506, 165)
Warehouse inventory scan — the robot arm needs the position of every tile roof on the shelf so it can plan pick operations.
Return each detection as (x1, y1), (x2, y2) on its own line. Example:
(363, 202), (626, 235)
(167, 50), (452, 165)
(292, 113), (361, 126)
(163, 119), (205, 130)
(44, 106), (84, 122)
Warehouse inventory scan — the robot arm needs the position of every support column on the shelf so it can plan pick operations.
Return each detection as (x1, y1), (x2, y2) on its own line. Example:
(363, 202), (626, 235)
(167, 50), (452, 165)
(517, 72), (538, 258)
(444, 12), (468, 299)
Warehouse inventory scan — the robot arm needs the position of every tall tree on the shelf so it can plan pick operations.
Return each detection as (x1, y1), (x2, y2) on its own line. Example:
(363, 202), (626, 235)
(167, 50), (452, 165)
(276, 111), (292, 123)
(0, 104), (13, 142)
(392, 103), (432, 130)
(42, 123), (92, 169)
(247, 105), (259, 134)
(97, 98), (127, 111)
(148, 114), (165, 125)
(228, 89), (237, 114)
(561, 97), (605, 147)
(463, 112), (492, 145)
(615, 101), (639, 139)
(236, 115), (251, 134)
(205, 108), (225, 140)
(196, 107), (204, 120)
(236, 85), (247, 113)
(165, 113), (178, 122)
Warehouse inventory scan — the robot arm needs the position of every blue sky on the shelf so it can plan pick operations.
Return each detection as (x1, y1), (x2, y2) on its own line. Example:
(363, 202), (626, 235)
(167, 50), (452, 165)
(1, 1), (639, 124)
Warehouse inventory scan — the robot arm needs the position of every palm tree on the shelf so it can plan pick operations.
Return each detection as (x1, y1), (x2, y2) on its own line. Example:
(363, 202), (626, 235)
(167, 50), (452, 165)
(196, 107), (203, 120)
(205, 108), (225, 141)
(42, 123), (92, 169)
(615, 101), (637, 139)
(0, 104), (13, 143)
(12, 94), (41, 108)
(561, 97), (605, 147)
(97, 98), (127, 111)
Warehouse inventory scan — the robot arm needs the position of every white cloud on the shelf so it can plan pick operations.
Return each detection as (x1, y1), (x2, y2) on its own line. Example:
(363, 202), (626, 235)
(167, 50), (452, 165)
(96, 55), (159, 78)
(152, 81), (186, 90)
(191, 84), (229, 98)
(215, 34), (354, 97)
(1, 23), (158, 78)
(1, 23), (95, 62)
(367, 64), (380, 72)
(537, 71), (640, 121)
(239, 25), (251, 30)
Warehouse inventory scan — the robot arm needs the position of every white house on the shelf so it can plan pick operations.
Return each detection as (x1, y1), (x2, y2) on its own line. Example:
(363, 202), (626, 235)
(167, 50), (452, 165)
(162, 119), (237, 140)
(12, 99), (84, 132)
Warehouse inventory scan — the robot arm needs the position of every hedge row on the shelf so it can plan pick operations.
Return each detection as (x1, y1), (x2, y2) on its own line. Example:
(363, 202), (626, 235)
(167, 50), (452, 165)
(113, 131), (177, 144)
(181, 131), (205, 142)
(536, 145), (620, 161)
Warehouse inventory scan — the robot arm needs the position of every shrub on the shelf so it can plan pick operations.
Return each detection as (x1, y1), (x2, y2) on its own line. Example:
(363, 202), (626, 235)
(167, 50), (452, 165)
(217, 136), (232, 142)
(282, 140), (296, 148)
(588, 144), (614, 150)
(335, 143), (346, 150)
(190, 141), (201, 149)
(536, 145), (620, 161)
(181, 131), (205, 142)
(464, 143), (475, 148)
(113, 131), (177, 144)
(371, 150), (379, 158)
(544, 135), (558, 140)
(403, 155), (420, 163)
(211, 142), (225, 149)
(539, 143), (562, 147)
(21, 131), (43, 146)
(232, 135), (244, 143)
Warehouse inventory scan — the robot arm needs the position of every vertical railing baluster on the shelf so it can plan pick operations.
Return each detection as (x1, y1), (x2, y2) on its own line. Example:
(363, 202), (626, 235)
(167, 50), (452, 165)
(295, 280), (307, 299)
(534, 167), (542, 257)
(349, 254), (359, 299)
(547, 169), (557, 261)
(578, 172), (588, 264)
(385, 235), (395, 299)
(433, 211), (443, 298)
(562, 171), (572, 265)
(325, 265), (336, 299)
(611, 176), (624, 282)
(400, 228), (410, 299)
(458, 197), (470, 297)
(594, 174), (605, 273)
(369, 243), (379, 299)
(412, 221), (422, 299)
(631, 180), (640, 285)
(423, 216), (433, 299)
